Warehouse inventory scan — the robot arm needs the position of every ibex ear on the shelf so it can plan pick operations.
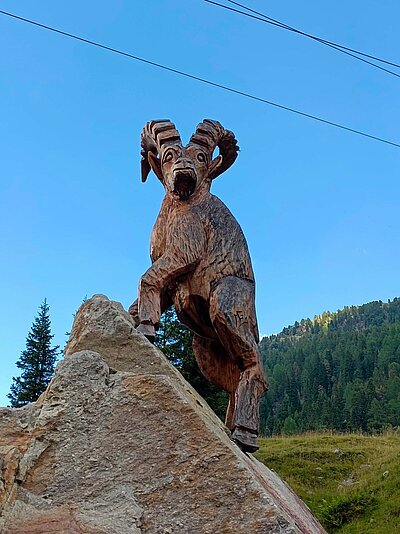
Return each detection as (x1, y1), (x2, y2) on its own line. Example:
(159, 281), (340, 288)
(148, 152), (164, 182)
(209, 154), (223, 180)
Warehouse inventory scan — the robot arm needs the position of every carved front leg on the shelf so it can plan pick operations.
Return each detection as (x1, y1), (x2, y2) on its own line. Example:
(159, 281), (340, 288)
(137, 212), (206, 339)
(138, 255), (193, 338)
(128, 299), (140, 326)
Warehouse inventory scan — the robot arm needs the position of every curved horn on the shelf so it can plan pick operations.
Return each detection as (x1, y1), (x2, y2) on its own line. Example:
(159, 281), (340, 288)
(140, 120), (182, 182)
(189, 119), (239, 179)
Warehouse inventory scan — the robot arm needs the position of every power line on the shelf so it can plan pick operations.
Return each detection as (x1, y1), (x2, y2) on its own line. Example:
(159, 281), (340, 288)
(222, 0), (400, 68)
(205, 0), (400, 78)
(0, 9), (399, 149)
(224, 0), (400, 68)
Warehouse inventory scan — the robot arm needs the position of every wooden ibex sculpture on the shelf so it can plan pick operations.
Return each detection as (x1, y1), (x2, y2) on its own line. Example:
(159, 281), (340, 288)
(129, 119), (268, 452)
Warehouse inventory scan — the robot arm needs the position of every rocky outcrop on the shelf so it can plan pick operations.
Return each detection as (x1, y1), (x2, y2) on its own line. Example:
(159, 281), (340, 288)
(0, 295), (326, 533)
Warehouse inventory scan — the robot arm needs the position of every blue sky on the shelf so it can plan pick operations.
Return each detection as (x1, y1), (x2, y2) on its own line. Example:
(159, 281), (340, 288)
(1, 0), (399, 405)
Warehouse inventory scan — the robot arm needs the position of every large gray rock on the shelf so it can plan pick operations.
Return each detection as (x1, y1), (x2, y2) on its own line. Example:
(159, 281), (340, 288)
(0, 295), (326, 533)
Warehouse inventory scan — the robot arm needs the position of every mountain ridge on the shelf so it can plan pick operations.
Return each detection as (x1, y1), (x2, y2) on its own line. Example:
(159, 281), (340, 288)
(263, 297), (400, 344)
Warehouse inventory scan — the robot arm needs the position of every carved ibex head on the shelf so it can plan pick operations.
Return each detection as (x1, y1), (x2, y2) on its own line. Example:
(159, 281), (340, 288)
(140, 119), (239, 200)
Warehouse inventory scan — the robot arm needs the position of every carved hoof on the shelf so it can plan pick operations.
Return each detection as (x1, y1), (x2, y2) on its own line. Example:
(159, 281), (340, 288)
(136, 323), (156, 343)
(231, 427), (259, 453)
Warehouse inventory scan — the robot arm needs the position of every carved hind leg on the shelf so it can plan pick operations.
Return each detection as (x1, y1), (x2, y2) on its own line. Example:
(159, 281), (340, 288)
(209, 276), (268, 452)
(192, 335), (240, 429)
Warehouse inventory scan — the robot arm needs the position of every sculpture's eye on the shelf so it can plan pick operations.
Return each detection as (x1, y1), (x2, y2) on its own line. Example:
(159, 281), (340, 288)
(197, 153), (206, 163)
(163, 151), (174, 163)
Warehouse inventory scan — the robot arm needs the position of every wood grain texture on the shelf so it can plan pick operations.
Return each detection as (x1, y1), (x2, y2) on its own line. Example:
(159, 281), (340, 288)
(131, 119), (268, 452)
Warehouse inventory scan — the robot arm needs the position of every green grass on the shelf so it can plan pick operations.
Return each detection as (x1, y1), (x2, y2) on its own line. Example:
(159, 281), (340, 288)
(256, 432), (400, 533)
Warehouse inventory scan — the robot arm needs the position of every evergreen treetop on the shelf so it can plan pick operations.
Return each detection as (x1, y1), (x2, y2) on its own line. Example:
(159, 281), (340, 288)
(8, 299), (60, 407)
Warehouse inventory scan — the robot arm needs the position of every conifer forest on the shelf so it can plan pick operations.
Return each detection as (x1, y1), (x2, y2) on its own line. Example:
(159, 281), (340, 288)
(259, 298), (400, 435)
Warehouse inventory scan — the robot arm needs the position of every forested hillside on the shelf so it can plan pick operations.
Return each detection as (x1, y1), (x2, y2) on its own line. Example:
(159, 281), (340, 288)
(260, 298), (400, 435)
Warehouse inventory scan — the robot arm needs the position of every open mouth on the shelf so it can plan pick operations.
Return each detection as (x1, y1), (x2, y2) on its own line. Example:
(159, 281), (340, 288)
(173, 170), (196, 200)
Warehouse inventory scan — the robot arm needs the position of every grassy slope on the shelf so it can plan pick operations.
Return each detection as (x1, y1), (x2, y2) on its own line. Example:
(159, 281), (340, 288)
(256, 432), (400, 533)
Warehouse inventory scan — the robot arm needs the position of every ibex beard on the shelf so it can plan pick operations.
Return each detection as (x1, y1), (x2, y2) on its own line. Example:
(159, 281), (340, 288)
(129, 119), (268, 453)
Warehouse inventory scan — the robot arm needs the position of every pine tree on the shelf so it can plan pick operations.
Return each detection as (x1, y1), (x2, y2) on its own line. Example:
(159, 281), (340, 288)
(283, 415), (299, 435)
(155, 307), (228, 420)
(8, 300), (60, 407)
